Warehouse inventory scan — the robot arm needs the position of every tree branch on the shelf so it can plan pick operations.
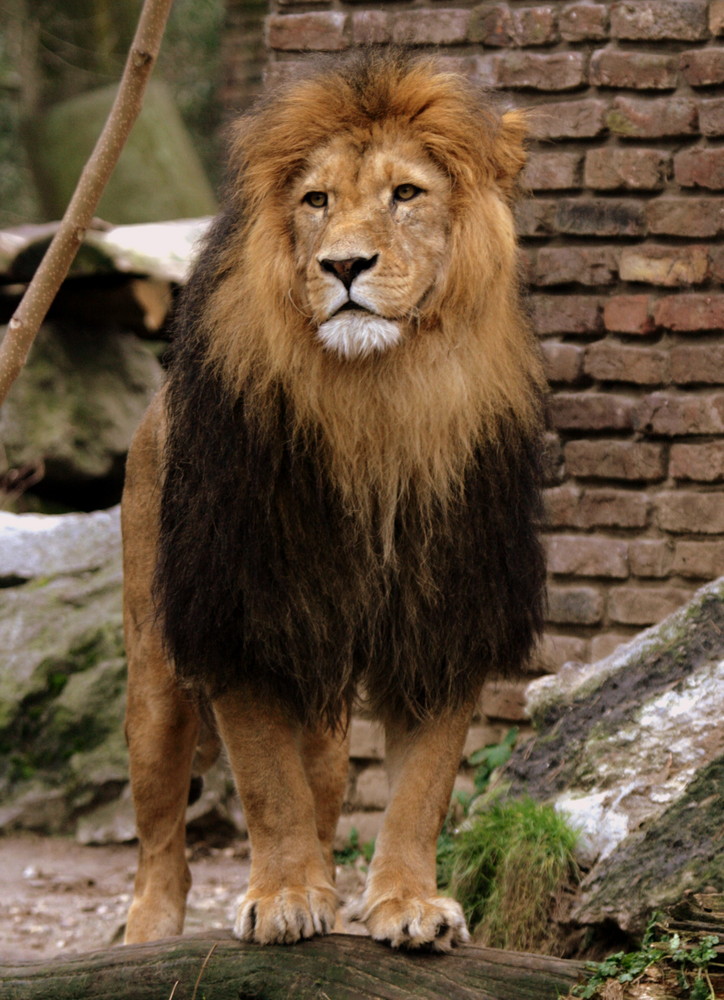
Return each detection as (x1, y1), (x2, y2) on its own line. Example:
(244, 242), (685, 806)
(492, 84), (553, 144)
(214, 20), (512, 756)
(0, 0), (175, 407)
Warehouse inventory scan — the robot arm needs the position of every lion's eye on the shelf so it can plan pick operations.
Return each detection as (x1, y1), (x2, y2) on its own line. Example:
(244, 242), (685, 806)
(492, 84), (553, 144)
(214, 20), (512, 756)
(393, 184), (423, 202)
(303, 191), (328, 208)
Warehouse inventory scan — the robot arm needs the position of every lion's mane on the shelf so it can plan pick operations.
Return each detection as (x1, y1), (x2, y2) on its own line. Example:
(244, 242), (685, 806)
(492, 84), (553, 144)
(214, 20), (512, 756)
(156, 49), (547, 727)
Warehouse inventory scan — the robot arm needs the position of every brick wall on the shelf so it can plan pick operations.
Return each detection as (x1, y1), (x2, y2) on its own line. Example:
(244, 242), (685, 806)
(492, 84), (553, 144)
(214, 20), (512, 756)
(223, 1), (723, 834)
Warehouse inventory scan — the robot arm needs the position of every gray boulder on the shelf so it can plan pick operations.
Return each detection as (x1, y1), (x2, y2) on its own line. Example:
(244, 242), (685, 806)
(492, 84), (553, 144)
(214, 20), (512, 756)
(503, 577), (724, 936)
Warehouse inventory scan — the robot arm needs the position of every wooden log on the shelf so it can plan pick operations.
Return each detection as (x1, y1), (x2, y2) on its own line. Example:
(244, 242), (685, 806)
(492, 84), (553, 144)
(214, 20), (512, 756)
(1, 931), (586, 1000)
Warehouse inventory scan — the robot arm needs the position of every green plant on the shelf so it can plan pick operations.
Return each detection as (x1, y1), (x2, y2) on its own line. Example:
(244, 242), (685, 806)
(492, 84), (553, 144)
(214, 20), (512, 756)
(468, 726), (519, 797)
(334, 827), (375, 867)
(448, 797), (579, 952)
(572, 918), (720, 999)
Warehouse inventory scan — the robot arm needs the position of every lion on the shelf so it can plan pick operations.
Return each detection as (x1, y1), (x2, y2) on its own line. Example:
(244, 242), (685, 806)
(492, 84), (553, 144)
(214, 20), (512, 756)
(122, 49), (546, 952)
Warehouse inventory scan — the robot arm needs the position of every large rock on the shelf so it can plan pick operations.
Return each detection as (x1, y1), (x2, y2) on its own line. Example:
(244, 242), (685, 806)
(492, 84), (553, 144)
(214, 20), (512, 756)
(502, 577), (724, 937)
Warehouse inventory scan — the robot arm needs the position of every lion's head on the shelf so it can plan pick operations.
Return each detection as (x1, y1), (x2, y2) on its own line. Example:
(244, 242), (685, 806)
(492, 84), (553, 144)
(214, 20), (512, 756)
(195, 50), (544, 517)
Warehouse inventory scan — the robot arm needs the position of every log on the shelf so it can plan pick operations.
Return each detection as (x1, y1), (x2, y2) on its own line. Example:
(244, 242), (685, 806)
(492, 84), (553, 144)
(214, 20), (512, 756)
(1, 932), (586, 1000)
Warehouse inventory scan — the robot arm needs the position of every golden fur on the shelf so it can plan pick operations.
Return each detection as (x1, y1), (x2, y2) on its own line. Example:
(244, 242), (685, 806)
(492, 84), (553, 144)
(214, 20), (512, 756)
(123, 50), (545, 952)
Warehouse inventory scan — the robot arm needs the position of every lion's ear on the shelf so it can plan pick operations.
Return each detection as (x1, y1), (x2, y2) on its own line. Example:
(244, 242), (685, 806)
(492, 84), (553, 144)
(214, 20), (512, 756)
(492, 110), (528, 196)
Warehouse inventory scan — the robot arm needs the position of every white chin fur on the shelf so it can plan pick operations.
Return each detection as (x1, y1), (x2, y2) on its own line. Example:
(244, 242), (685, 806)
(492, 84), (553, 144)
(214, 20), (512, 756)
(316, 314), (401, 360)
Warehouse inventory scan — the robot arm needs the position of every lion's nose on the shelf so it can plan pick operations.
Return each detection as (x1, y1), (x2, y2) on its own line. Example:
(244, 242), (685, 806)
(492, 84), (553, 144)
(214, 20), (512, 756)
(320, 254), (378, 290)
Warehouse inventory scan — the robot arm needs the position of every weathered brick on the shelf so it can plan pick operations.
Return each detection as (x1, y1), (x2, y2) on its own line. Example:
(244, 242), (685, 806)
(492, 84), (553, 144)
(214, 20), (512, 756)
(546, 534), (629, 578)
(542, 341), (584, 383)
(680, 49), (724, 87)
(603, 295), (654, 335)
(560, 3), (608, 41)
(548, 392), (634, 431)
(543, 431), (564, 485)
(712, 1), (724, 35)
(533, 246), (618, 286)
(265, 12), (347, 51)
(468, 4), (515, 45)
(671, 345), (724, 384)
(515, 199), (557, 237)
(629, 540), (673, 578)
(496, 51), (585, 91)
(673, 541), (724, 578)
(529, 100), (608, 140)
(547, 585), (604, 625)
(654, 294), (724, 331)
(711, 246), (724, 283)
(538, 632), (589, 671)
(647, 198), (723, 238)
(675, 149), (724, 190)
(611, 1), (709, 42)
(636, 392), (724, 436)
(349, 718), (384, 760)
(700, 97), (724, 136)
(619, 245), (710, 286)
(462, 723), (508, 758)
(513, 6), (559, 46)
(353, 766), (388, 810)
(391, 8), (470, 44)
(591, 632), (632, 661)
(670, 441), (724, 481)
(522, 152), (581, 191)
(590, 49), (679, 89)
(608, 97), (698, 138)
(565, 440), (666, 481)
(555, 200), (645, 237)
(544, 486), (649, 529)
(530, 295), (603, 335)
(585, 148), (669, 190)
(352, 10), (389, 44)
(479, 679), (529, 722)
(336, 812), (382, 849)
(655, 492), (724, 534)
(608, 586), (692, 626)
(584, 341), (669, 384)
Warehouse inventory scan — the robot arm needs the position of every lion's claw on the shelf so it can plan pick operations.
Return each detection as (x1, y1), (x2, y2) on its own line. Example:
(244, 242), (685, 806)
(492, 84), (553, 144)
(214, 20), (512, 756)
(234, 886), (338, 944)
(346, 893), (469, 952)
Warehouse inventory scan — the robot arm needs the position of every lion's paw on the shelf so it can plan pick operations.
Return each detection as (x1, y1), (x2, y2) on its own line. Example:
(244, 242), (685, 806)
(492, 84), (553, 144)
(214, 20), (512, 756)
(346, 893), (470, 952)
(233, 885), (338, 945)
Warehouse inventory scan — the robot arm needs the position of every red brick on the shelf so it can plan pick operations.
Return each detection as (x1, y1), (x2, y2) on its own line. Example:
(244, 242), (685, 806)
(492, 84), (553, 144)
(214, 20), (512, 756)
(619, 245), (710, 286)
(670, 441), (724, 481)
(515, 199), (557, 238)
(673, 541), (724, 578)
(603, 295), (654, 335)
(675, 149), (724, 190)
(584, 341), (669, 384)
(711, 246), (724, 283)
(393, 8), (470, 44)
(629, 540), (673, 578)
(585, 148), (670, 190)
(533, 246), (619, 286)
(529, 100), (608, 140)
(655, 492), (724, 534)
(513, 6), (559, 46)
(712, 1), (724, 35)
(541, 341), (584, 383)
(352, 11), (389, 44)
(547, 585), (604, 625)
(590, 50), (679, 89)
(522, 152), (581, 191)
(539, 632), (590, 671)
(496, 51), (585, 91)
(671, 345), (724, 384)
(546, 534), (629, 578)
(608, 97), (698, 138)
(680, 49), (724, 86)
(565, 440), (666, 481)
(654, 294), (724, 331)
(608, 586), (693, 626)
(647, 198), (723, 238)
(548, 392), (634, 431)
(560, 3), (608, 40)
(544, 486), (649, 529)
(530, 295), (603, 335)
(266, 12), (347, 51)
(637, 392), (724, 435)
(611, 1), (709, 42)
(469, 4), (515, 45)
(555, 199), (645, 237)
(700, 97), (724, 136)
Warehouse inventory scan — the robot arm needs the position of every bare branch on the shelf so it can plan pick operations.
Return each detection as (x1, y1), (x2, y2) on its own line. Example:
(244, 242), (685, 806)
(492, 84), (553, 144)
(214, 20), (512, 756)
(0, 0), (175, 406)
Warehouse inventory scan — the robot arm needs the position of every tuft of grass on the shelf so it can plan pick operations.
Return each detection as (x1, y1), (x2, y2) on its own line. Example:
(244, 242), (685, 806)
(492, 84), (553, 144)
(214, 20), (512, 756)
(448, 796), (579, 953)
(334, 827), (375, 867)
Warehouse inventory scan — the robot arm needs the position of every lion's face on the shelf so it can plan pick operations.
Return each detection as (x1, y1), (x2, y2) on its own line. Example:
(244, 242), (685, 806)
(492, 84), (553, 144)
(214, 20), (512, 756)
(291, 133), (451, 361)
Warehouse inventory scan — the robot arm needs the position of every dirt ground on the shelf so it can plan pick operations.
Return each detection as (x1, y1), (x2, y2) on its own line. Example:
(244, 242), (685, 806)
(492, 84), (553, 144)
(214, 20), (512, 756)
(0, 834), (366, 963)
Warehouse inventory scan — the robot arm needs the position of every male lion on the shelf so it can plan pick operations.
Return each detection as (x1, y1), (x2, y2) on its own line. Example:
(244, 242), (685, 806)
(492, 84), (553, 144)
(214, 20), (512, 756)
(123, 49), (546, 952)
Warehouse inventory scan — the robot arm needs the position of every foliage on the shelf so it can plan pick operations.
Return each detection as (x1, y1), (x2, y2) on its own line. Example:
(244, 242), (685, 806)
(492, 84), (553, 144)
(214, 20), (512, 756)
(334, 827), (374, 868)
(572, 917), (720, 999)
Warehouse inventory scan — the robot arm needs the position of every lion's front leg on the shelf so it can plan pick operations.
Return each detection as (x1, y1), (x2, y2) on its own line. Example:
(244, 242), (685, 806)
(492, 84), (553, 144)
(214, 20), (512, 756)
(349, 702), (476, 951)
(213, 689), (342, 944)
